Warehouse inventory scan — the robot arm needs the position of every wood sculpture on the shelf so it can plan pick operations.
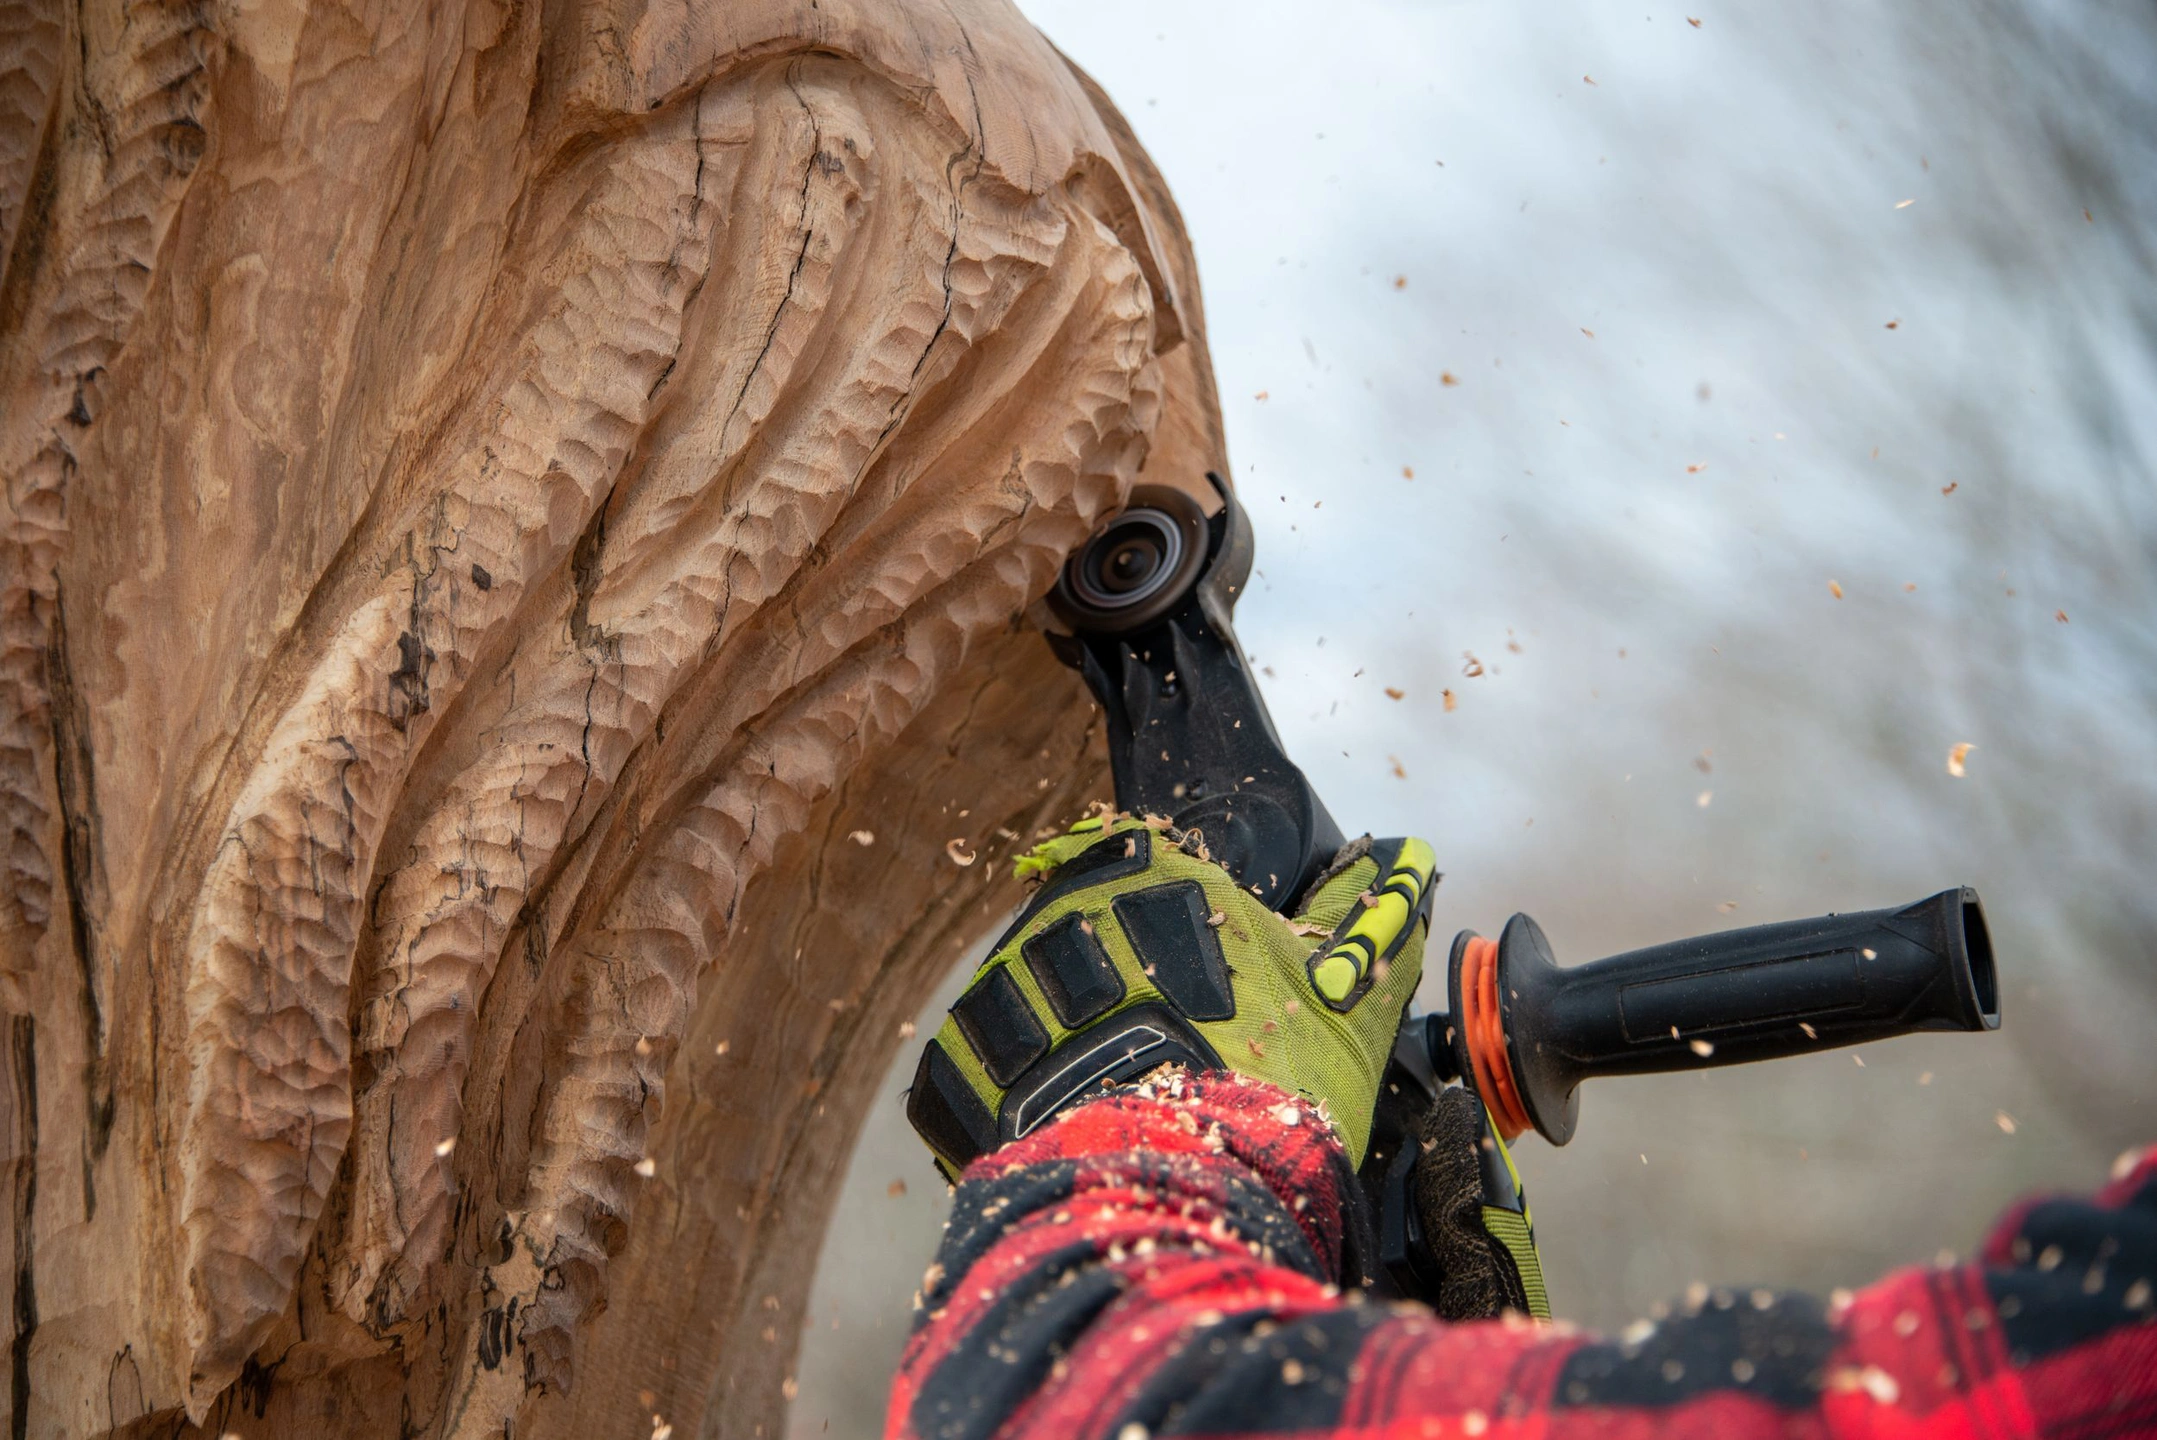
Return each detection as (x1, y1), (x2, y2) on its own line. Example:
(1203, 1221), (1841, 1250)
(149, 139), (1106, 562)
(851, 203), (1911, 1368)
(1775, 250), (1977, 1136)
(0, 1), (1224, 1434)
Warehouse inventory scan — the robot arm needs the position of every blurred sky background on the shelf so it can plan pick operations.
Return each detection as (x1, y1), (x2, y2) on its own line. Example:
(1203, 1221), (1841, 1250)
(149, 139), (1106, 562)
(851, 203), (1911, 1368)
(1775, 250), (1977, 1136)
(788, 2), (2157, 1433)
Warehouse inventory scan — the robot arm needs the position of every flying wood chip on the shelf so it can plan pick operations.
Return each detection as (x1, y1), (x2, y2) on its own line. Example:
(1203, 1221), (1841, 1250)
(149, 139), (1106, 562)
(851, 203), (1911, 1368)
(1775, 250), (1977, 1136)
(1947, 742), (1975, 777)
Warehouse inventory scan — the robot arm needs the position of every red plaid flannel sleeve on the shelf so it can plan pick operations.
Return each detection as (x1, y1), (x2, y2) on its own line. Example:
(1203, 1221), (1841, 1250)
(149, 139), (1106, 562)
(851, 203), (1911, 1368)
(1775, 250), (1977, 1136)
(886, 1069), (2157, 1440)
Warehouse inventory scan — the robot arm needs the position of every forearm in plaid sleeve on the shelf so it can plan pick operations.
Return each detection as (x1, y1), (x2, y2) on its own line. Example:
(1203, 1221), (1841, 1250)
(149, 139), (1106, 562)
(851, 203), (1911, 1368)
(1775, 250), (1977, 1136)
(886, 1069), (2157, 1440)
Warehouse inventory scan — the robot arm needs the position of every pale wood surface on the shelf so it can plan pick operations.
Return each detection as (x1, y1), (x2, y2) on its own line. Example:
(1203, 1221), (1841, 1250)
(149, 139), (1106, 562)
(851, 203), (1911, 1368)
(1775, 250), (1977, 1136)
(0, 1), (1222, 1433)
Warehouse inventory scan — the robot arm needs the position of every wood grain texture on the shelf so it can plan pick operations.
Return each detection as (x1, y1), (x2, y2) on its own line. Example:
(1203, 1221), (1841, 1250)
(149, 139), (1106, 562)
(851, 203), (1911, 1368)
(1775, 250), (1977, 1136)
(0, 1), (1224, 1434)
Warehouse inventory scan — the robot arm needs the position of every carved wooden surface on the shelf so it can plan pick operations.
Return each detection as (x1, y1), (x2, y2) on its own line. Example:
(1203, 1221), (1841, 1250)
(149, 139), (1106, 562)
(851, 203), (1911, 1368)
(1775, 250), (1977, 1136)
(0, 1), (1223, 1434)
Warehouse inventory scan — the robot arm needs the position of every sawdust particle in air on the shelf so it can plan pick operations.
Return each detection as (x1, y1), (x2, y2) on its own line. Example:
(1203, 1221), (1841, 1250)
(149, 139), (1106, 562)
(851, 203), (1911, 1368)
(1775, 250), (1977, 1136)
(1385, 687), (1405, 700)
(1441, 371), (1460, 387)
(1442, 689), (1458, 712)
(1947, 741), (1974, 777)
(1828, 579), (1845, 599)
(946, 838), (977, 866)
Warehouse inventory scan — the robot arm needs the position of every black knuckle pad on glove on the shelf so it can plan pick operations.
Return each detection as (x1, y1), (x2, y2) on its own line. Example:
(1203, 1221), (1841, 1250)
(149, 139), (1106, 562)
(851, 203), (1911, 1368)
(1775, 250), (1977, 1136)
(1022, 913), (1125, 1027)
(908, 1040), (999, 1168)
(952, 968), (1049, 1086)
(1112, 881), (1235, 1021)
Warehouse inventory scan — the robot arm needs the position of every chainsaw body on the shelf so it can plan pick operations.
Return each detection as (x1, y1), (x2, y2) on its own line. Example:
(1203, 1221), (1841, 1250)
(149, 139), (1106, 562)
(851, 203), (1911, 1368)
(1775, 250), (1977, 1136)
(1045, 475), (2000, 1306)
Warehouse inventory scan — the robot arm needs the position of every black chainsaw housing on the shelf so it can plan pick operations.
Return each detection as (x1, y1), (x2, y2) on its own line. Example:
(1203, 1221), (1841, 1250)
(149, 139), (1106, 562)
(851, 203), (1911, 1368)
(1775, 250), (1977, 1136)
(1047, 475), (1344, 911)
(1031, 469), (2002, 1314)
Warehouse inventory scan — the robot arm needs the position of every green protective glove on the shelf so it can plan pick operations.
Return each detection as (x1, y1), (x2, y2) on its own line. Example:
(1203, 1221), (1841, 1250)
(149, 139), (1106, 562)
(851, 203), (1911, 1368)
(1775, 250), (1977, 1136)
(906, 815), (1436, 1178)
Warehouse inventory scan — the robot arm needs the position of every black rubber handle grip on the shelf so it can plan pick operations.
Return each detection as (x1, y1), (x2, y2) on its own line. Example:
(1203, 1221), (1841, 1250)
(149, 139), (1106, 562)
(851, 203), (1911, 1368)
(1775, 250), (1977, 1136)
(1477, 887), (1998, 1145)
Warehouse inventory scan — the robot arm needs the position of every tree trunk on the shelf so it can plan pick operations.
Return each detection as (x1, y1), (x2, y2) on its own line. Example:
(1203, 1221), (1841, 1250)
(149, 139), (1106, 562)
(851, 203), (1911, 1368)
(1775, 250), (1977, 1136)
(0, 2), (1222, 1433)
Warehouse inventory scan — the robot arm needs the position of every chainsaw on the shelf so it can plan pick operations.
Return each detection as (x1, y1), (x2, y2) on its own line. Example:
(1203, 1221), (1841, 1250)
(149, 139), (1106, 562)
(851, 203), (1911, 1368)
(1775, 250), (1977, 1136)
(1040, 473), (2000, 1303)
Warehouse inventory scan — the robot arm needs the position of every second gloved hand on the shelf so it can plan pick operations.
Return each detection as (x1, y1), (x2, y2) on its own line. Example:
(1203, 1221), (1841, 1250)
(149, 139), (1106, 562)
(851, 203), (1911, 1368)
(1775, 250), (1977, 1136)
(1412, 1084), (1551, 1320)
(908, 815), (1436, 1177)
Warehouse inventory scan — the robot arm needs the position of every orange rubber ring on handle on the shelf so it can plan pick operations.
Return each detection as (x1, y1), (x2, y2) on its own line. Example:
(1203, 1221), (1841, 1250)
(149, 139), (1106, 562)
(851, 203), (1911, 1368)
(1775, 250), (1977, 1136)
(1459, 934), (1534, 1142)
